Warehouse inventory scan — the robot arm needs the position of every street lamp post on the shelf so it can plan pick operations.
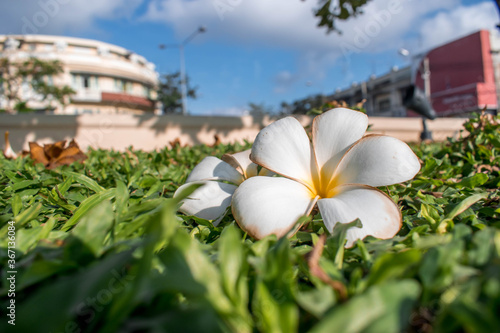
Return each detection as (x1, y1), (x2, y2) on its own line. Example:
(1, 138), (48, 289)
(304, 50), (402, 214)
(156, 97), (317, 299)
(160, 26), (206, 115)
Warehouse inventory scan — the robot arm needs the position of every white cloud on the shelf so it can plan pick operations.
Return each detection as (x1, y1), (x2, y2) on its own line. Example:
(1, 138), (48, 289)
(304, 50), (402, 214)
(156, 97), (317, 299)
(142, 0), (463, 52)
(0, 0), (142, 34)
(141, 0), (465, 92)
(418, 1), (498, 50)
(273, 70), (296, 94)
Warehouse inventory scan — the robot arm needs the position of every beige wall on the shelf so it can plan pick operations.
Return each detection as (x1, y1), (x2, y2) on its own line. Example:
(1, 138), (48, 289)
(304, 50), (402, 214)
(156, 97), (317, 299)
(1, 114), (467, 152)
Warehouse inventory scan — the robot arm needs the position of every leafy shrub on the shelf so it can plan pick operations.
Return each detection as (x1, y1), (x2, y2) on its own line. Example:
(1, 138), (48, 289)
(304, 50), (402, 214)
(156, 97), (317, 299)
(0, 114), (499, 332)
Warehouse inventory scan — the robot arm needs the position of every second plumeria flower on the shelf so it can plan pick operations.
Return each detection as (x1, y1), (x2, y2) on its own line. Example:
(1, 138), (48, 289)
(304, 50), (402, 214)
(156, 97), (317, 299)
(174, 149), (272, 225)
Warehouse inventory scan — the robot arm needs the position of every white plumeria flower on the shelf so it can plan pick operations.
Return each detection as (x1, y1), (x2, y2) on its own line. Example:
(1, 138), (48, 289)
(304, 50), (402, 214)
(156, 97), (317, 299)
(231, 108), (421, 247)
(174, 149), (272, 225)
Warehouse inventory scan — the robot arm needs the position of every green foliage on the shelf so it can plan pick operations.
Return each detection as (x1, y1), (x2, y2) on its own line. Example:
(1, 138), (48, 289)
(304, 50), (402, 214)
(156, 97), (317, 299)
(1, 113), (499, 332)
(248, 102), (275, 116)
(0, 57), (75, 113)
(281, 95), (367, 115)
(281, 94), (327, 115)
(313, 0), (371, 34)
(157, 71), (197, 114)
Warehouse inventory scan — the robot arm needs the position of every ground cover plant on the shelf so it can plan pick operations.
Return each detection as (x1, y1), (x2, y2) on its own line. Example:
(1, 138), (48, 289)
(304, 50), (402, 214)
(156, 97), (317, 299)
(0, 113), (499, 332)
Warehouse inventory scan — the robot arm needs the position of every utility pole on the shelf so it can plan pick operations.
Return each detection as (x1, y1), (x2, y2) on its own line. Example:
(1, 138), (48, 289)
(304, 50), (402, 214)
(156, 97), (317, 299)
(423, 57), (431, 99)
(160, 26), (206, 115)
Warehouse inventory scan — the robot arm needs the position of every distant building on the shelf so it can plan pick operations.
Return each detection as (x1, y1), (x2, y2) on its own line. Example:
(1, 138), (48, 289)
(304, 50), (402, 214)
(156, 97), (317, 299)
(330, 30), (499, 117)
(0, 35), (159, 114)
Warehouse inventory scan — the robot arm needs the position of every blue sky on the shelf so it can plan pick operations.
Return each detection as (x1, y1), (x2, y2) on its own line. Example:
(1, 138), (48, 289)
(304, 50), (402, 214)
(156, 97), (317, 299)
(0, 0), (498, 115)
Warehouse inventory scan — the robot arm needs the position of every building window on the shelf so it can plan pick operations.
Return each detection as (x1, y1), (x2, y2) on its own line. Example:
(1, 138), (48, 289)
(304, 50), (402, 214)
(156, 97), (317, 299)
(72, 74), (98, 90)
(114, 79), (133, 93)
(83, 75), (90, 88)
(114, 78), (124, 92)
(377, 99), (391, 113)
(143, 85), (151, 99)
(125, 81), (133, 93)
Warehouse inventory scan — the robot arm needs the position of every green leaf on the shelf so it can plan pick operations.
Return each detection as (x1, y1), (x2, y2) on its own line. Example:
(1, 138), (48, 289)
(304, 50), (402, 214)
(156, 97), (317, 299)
(367, 249), (422, 286)
(326, 218), (363, 269)
(219, 224), (248, 306)
(296, 286), (336, 318)
(71, 200), (114, 256)
(8, 250), (133, 333)
(309, 280), (421, 333)
(61, 188), (116, 231)
(11, 193), (22, 216)
(446, 193), (488, 221)
(113, 180), (129, 219)
(14, 202), (43, 227)
(62, 171), (104, 193)
(456, 173), (488, 188)
(253, 281), (298, 333)
(9, 179), (40, 191)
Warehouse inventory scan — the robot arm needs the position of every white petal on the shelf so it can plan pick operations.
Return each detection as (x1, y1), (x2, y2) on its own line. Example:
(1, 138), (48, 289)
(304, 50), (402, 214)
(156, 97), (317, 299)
(186, 156), (244, 185)
(333, 135), (421, 187)
(312, 108), (368, 180)
(222, 149), (258, 179)
(258, 167), (276, 177)
(232, 177), (316, 239)
(175, 181), (237, 225)
(318, 185), (402, 247)
(251, 117), (315, 189)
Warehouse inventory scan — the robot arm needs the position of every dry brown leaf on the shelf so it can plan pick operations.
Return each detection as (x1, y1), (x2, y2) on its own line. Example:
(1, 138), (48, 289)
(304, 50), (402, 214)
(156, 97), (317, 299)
(29, 139), (87, 169)
(478, 164), (500, 174)
(211, 134), (221, 147)
(307, 234), (348, 301)
(44, 140), (66, 160)
(169, 138), (183, 149)
(29, 142), (50, 165)
(3, 131), (18, 159)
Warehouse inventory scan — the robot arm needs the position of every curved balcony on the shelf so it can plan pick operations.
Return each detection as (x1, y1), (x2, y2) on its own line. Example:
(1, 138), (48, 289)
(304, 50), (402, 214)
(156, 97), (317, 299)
(101, 92), (154, 108)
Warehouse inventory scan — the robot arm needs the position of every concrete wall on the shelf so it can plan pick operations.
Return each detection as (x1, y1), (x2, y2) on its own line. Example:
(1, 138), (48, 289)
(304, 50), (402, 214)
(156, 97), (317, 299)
(1, 114), (467, 152)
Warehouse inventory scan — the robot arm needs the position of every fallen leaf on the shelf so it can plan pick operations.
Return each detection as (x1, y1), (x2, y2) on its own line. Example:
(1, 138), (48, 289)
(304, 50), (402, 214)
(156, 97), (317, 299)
(169, 138), (184, 149)
(211, 134), (221, 147)
(29, 139), (87, 169)
(29, 142), (50, 165)
(3, 131), (18, 159)
(44, 140), (66, 160)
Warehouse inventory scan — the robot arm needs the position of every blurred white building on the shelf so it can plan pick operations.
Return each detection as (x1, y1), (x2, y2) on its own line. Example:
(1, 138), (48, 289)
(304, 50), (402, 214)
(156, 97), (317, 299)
(0, 35), (159, 114)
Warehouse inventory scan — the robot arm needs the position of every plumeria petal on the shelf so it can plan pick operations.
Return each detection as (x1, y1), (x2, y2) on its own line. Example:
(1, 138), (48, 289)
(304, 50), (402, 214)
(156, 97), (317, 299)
(312, 108), (368, 180)
(232, 176), (316, 239)
(186, 156), (244, 185)
(251, 117), (316, 189)
(175, 181), (237, 225)
(333, 135), (421, 188)
(317, 184), (402, 247)
(258, 167), (275, 177)
(222, 149), (258, 179)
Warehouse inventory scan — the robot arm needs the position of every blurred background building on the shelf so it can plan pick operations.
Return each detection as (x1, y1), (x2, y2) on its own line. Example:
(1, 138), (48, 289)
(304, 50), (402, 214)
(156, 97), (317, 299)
(329, 30), (499, 117)
(0, 35), (159, 114)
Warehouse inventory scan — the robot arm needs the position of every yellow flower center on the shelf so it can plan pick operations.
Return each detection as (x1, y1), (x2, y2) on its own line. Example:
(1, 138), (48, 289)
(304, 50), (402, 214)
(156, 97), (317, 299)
(310, 168), (342, 199)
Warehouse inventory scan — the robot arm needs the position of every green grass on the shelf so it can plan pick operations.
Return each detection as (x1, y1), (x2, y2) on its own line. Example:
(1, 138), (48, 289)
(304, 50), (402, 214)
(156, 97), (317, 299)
(0, 114), (499, 332)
